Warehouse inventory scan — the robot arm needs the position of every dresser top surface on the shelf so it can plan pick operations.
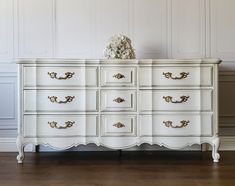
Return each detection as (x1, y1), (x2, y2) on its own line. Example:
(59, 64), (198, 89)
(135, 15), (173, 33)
(16, 58), (222, 64)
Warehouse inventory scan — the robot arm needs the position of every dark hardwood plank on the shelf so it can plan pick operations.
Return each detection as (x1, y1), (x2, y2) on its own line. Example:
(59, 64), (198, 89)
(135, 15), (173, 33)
(0, 151), (235, 186)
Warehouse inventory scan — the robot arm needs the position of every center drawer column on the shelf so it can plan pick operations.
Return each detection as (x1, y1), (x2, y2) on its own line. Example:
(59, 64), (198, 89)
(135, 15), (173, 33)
(100, 63), (138, 149)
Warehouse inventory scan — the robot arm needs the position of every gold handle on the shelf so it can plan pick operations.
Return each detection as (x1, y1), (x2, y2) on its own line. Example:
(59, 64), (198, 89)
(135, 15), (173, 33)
(113, 97), (125, 103)
(163, 96), (189, 103)
(113, 73), (125, 79)
(48, 96), (75, 104)
(113, 122), (125, 128)
(163, 72), (189, 80)
(163, 120), (189, 128)
(48, 121), (75, 129)
(48, 72), (75, 80)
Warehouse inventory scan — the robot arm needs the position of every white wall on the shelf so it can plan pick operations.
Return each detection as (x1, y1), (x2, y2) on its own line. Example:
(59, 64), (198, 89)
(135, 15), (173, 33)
(1, 0), (235, 151)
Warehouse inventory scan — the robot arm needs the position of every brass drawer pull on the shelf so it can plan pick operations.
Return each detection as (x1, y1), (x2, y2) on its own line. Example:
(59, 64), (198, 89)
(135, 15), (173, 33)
(163, 96), (189, 103)
(113, 73), (125, 79)
(113, 122), (125, 128)
(48, 72), (75, 80)
(113, 97), (125, 103)
(48, 96), (75, 104)
(163, 120), (190, 128)
(48, 121), (75, 129)
(163, 72), (189, 80)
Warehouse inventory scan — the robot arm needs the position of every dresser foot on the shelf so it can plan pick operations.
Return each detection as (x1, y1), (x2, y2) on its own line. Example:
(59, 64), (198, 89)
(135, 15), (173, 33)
(212, 136), (220, 163)
(17, 153), (24, 164)
(16, 137), (25, 164)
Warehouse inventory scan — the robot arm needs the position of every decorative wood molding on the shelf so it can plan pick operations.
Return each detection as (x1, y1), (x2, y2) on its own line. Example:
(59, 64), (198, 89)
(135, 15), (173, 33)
(210, 0), (235, 61)
(18, 0), (53, 57)
(0, 74), (17, 129)
(171, 0), (206, 58)
(0, 0), (14, 61)
(1, 136), (235, 152)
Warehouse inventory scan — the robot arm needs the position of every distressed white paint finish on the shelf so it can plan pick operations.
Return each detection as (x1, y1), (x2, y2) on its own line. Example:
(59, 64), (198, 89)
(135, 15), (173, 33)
(101, 67), (136, 87)
(211, 0), (235, 61)
(0, 0), (13, 61)
(101, 115), (137, 137)
(171, 0), (206, 58)
(139, 66), (213, 87)
(18, 0), (53, 57)
(23, 66), (98, 87)
(139, 113), (213, 136)
(23, 115), (98, 137)
(24, 89), (98, 112)
(139, 89), (212, 111)
(17, 59), (220, 163)
(101, 90), (136, 111)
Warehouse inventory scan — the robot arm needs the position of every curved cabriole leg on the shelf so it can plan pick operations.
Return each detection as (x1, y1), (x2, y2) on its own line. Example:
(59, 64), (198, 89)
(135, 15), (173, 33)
(16, 137), (25, 164)
(212, 135), (220, 163)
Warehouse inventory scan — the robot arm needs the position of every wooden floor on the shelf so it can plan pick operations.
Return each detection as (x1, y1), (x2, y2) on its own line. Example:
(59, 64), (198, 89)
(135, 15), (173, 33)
(0, 151), (235, 186)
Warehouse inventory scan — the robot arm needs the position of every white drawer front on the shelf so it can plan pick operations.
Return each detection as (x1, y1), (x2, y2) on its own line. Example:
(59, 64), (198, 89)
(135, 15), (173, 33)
(101, 90), (136, 111)
(101, 67), (136, 86)
(139, 66), (213, 87)
(101, 115), (136, 137)
(140, 114), (213, 137)
(23, 66), (98, 87)
(24, 90), (98, 112)
(23, 115), (98, 137)
(139, 90), (212, 111)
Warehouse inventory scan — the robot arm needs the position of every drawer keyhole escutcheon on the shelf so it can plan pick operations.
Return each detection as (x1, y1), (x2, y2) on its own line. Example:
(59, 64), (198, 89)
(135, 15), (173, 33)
(48, 72), (75, 80)
(113, 97), (125, 103)
(163, 120), (190, 128)
(163, 96), (189, 103)
(113, 73), (125, 79)
(163, 72), (189, 80)
(48, 96), (75, 104)
(113, 122), (125, 128)
(48, 121), (75, 129)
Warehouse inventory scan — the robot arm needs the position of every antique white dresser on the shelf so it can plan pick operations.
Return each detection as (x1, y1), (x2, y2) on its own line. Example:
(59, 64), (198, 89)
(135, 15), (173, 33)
(16, 59), (221, 163)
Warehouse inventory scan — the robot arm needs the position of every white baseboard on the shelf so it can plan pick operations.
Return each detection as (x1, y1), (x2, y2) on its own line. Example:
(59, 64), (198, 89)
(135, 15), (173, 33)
(1, 137), (235, 152)
(220, 136), (235, 150)
(0, 138), (17, 152)
(0, 138), (33, 152)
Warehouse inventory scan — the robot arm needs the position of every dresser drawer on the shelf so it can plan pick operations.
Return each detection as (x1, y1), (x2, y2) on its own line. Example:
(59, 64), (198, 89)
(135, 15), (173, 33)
(101, 115), (136, 137)
(23, 66), (98, 87)
(139, 89), (212, 111)
(101, 90), (136, 111)
(139, 66), (213, 87)
(139, 114), (213, 137)
(23, 115), (98, 137)
(24, 90), (98, 112)
(101, 67), (136, 86)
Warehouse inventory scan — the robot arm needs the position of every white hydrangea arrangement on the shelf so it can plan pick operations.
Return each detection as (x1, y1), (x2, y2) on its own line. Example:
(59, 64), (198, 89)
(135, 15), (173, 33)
(103, 34), (136, 59)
